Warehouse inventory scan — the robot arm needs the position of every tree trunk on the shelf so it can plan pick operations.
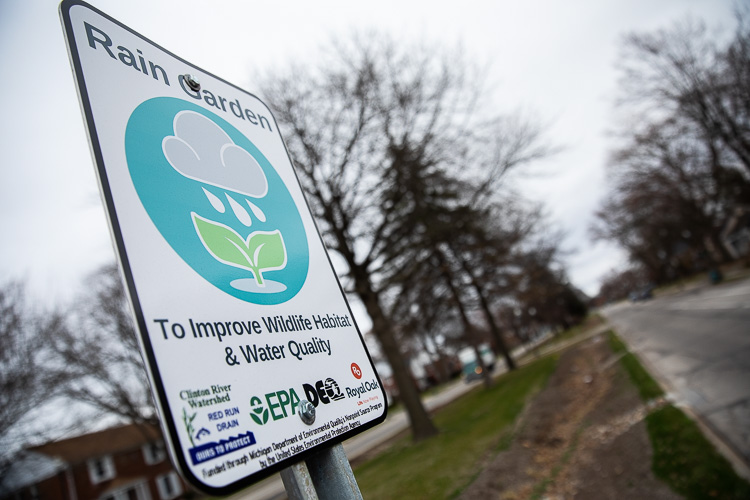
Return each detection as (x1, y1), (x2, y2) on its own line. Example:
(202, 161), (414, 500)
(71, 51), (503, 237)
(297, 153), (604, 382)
(475, 290), (516, 371)
(418, 334), (448, 385)
(434, 250), (493, 388)
(354, 270), (438, 441)
(458, 255), (517, 371)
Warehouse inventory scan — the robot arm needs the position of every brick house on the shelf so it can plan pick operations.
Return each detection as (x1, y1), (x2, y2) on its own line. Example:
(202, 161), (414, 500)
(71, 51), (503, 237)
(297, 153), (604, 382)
(1, 424), (190, 500)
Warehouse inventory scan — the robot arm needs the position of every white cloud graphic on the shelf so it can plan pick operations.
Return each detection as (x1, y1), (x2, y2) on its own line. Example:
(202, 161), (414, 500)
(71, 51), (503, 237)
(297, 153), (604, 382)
(162, 110), (268, 198)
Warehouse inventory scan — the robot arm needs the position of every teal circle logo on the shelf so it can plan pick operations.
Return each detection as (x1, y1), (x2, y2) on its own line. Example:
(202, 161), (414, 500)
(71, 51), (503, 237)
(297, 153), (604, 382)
(125, 98), (308, 304)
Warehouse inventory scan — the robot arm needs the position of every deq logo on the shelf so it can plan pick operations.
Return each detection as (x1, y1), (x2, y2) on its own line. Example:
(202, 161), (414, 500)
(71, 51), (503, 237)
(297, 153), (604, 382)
(125, 98), (309, 305)
(303, 378), (345, 408)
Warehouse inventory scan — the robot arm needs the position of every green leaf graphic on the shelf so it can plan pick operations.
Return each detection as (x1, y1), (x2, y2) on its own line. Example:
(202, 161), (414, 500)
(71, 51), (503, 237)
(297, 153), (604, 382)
(250, 409), (270, 426)
(192, 213), (287, 286)
(248, 232), (286, 272)
(193, 215), (252, 268)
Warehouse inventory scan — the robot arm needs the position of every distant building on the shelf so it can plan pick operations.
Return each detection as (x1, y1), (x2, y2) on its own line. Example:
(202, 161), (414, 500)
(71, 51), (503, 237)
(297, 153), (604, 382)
(1, 424), (189, 500)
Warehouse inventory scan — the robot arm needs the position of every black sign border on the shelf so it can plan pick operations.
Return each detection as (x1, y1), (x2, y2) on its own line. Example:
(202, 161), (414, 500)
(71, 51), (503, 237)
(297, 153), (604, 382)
(59, 0), (388, 495)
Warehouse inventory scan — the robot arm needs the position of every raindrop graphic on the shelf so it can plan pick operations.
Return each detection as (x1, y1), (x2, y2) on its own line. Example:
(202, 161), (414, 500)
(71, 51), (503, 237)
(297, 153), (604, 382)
(127, 99), (310, 304)
(226, 194), (253, 226)
(246, 200), (267, 223)
(203, 187), (225, 213)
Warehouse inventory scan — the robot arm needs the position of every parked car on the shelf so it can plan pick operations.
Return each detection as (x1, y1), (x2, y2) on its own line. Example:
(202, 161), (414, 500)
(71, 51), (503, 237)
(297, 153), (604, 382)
(458, 345), (495, 382)
(629, 284), (654, 302)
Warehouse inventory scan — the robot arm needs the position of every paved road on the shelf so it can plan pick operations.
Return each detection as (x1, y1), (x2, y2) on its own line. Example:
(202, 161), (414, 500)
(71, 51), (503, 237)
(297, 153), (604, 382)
(602, 277), (750, 471)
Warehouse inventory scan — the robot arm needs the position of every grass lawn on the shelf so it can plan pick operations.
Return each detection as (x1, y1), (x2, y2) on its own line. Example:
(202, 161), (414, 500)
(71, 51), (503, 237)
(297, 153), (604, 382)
(354, 355), (558, 499)
(608, 331), (750, 499)
(349, 329), (749, 499)
(607, 331), (664, 401)
(648, 406), (750, 499)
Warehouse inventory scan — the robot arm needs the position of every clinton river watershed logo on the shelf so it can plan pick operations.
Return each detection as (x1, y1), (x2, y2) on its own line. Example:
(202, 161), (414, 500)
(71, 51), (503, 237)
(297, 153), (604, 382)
(125, 98), (309, 305)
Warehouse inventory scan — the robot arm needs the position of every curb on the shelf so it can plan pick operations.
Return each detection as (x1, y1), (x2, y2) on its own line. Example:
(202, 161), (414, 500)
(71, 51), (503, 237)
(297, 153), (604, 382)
(609, 323), (750, 482)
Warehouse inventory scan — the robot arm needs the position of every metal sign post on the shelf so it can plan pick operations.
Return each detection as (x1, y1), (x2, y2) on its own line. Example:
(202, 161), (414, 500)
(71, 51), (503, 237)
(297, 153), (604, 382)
(281, 443), (364, 500)
(60, 1), (385, 496)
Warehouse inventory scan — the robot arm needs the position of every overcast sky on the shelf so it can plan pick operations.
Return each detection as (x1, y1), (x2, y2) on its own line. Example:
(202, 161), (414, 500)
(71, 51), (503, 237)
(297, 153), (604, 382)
(0, 0), (738, 313)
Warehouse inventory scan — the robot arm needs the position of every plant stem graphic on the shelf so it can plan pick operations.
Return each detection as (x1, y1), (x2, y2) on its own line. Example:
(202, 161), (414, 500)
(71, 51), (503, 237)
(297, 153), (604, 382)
(192, 213), (287, 286)
(183, 408), (197, 447)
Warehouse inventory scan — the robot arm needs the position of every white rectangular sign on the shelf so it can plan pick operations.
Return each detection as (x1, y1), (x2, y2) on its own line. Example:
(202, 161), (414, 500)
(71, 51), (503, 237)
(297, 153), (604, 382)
(60, 0), (386, 494)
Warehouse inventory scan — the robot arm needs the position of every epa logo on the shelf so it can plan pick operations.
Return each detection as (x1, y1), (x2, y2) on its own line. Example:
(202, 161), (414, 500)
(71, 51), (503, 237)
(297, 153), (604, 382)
(125, 98), (309, 305)
(249, 396), (269, 426)
(249, 389), (301, 426)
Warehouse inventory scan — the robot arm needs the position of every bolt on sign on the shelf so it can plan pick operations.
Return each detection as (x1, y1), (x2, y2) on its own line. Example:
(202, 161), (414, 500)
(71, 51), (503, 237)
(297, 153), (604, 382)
(59, 1), (386, 494)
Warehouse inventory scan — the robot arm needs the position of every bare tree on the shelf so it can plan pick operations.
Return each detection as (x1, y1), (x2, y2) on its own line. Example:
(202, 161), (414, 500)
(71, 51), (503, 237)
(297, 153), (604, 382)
(619, 11), (750, 171)
(390, 276), (460, 386)
(262, 34), (551, 440)
(49, 264), (158, 430)
(594, 113), (749, 281)
(440, 200), (542, 371)
(0, 281), (62, 470)
(596, 266), (650, 304)
(595, 10), (750, 280)
(513, 238), (587, 333)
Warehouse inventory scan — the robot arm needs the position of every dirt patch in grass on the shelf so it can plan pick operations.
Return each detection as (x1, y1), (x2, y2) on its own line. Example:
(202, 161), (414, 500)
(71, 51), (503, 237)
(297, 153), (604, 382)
(354, 356), (558, 499)
(460, 334), (680, 500)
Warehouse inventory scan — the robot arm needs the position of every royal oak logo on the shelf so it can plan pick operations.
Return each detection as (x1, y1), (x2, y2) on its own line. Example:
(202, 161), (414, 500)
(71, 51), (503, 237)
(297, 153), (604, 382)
(303, 377), (345, 408)
(249, 389), (300, 425)
(345, 379), (380, 399)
